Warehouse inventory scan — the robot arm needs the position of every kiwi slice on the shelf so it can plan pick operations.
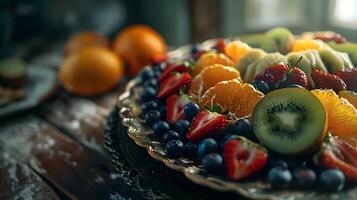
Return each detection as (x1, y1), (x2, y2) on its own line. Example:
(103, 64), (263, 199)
(329, 42), (357, 67)
(239, 34), (279, 53)
(266, 27), (295, 54)
(236, 49), (266, 79)
(318, 47), (344, 73)
(252, 88), (327, 155)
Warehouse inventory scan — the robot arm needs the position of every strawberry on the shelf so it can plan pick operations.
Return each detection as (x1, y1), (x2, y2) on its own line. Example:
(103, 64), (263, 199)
(223, 138), (268, 181)
(150, 54), (167, 65)
(311, 69), (347, 93)
(255, 64), (289, 86)
(159, 64), (188, 82)
(334, 68), (357, 92)
(284, 67), (309, 88)
(166, 95), (190, 124)
(157, 72), (191, 99)
(186, 111), (228, 142)
(314, 136), (357, 182)
(213, 39), (226, 54)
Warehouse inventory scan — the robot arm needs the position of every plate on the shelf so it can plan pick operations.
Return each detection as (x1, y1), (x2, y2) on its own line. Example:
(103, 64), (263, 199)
(117, 41), (357, 200)
(0, 66), (57, 118)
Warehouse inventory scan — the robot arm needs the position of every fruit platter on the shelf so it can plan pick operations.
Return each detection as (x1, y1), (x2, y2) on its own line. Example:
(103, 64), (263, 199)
(114, 27), (357, 199)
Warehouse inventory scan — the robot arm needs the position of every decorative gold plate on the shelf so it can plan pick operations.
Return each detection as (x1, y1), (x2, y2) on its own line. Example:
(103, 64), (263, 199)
(117, 40), (357, 200)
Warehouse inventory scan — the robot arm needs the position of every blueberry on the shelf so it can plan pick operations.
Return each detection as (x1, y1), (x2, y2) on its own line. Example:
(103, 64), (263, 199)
(202, 153), (224, 173)
(142, 101), (159, 113)
(267, 167), (292, 189)
(140, 87), (157, 102)
(268, 159), (288, 169)
(174, 119), (190, 136)
(153, 70), (161, 78)
(191, 44), (200, 55)
(184, 102), (200, 118)
(252, 80), (270, 94)
(154, 63), (166, 72)
(293, 168), (316, 188)
(234, 118), (257, 141)
(197, 138), (218, 158)
(220, 134), (239, 149)
(159, 106), (167, 120)
(319, 169), (345, 192)
(140, 68), (155, 81)
(163, 131), (181, 143)
(152, 121), (170, 138)
(165, 140), (185, 158)
(143, 79), (158, 89)
(185, 142), (197, 157)
(144, 110), (161, 125)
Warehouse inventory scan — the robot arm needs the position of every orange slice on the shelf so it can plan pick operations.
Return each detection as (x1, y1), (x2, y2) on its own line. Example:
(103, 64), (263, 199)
(292, 39), (323, 52)
(188, 64), (241, 99)
(311, 89), (357, 148)
(339, 90), (357, 109)
(199, 79), (264, 118)
(192, 51), (234, 77)
(224, 41), (251, 64)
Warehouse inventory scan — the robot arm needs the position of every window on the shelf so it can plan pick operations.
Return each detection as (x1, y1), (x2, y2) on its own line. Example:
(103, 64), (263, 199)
(330, 0), (357, 29)
(245, 0), (307, 31)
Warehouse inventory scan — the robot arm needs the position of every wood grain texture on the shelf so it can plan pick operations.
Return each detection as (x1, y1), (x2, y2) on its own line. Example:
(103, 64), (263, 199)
(0, 151), (60, 200)
(0, 115), (142, 200)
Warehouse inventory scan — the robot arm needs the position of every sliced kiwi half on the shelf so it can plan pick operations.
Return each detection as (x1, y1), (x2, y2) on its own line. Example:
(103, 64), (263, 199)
(252, 88), (328, 155)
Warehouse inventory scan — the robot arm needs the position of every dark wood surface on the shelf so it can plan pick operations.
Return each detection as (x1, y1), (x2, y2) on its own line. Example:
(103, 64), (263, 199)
(0, 81), (154, 200)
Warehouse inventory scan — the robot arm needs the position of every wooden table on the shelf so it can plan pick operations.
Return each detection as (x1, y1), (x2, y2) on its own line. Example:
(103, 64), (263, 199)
(0, 78), (148, 199)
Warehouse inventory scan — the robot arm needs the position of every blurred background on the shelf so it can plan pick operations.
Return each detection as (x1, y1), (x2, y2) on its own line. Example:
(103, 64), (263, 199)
(1, 0), (357, 48)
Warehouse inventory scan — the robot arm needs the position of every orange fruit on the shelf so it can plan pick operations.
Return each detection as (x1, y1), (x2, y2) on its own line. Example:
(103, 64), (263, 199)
(60, 47), (123, 96)
(292, 39), (323, 52)
(192, 51), (234, 77)
(188, 64), (241, 99)
(311, 89), (357, 148)
(65, 31), (109, 55)
(224, 41), (251, 64)
(113, 25), (167, 76)
(199, 79), (264, 118)
(339, 90), (357, 109)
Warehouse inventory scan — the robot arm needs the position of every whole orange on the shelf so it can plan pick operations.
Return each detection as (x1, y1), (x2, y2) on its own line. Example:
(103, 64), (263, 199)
(65, 31), (109, 55)
(59, 47), (123, 96)
(112, 25), (167, 76)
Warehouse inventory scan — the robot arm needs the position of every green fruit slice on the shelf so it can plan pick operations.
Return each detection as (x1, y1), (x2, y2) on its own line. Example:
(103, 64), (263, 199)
(236, 48), (266, 79)
(266, 27), (295, 54)
(318, 47), (344, 73)
(252, 88), (327, 155)
(239, 34), (279, 53)
(329, 42), (357, 67)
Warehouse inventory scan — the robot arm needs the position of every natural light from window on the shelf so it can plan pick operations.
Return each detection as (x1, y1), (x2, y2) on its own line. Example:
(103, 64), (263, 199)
(331, 0), (357, 28)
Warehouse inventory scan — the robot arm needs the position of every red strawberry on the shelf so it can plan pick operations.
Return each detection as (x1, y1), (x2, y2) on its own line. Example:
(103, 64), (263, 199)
(255, 64), (289, 86)
(223, 139), (268, 181)
(166, 95), (190, 124)
(314, 34), (346, 44)
(157, 72), (191, 99)
(159, 64), (189, 82)
(314, 137), (357, 182)
(214, 39), (226, 53)
(284, 67), (309, 88)
(186, 111), (228, 142)
(311, 69), (347, 93)
(150, 54), (167, 65)
(334, 68), (357, 92)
